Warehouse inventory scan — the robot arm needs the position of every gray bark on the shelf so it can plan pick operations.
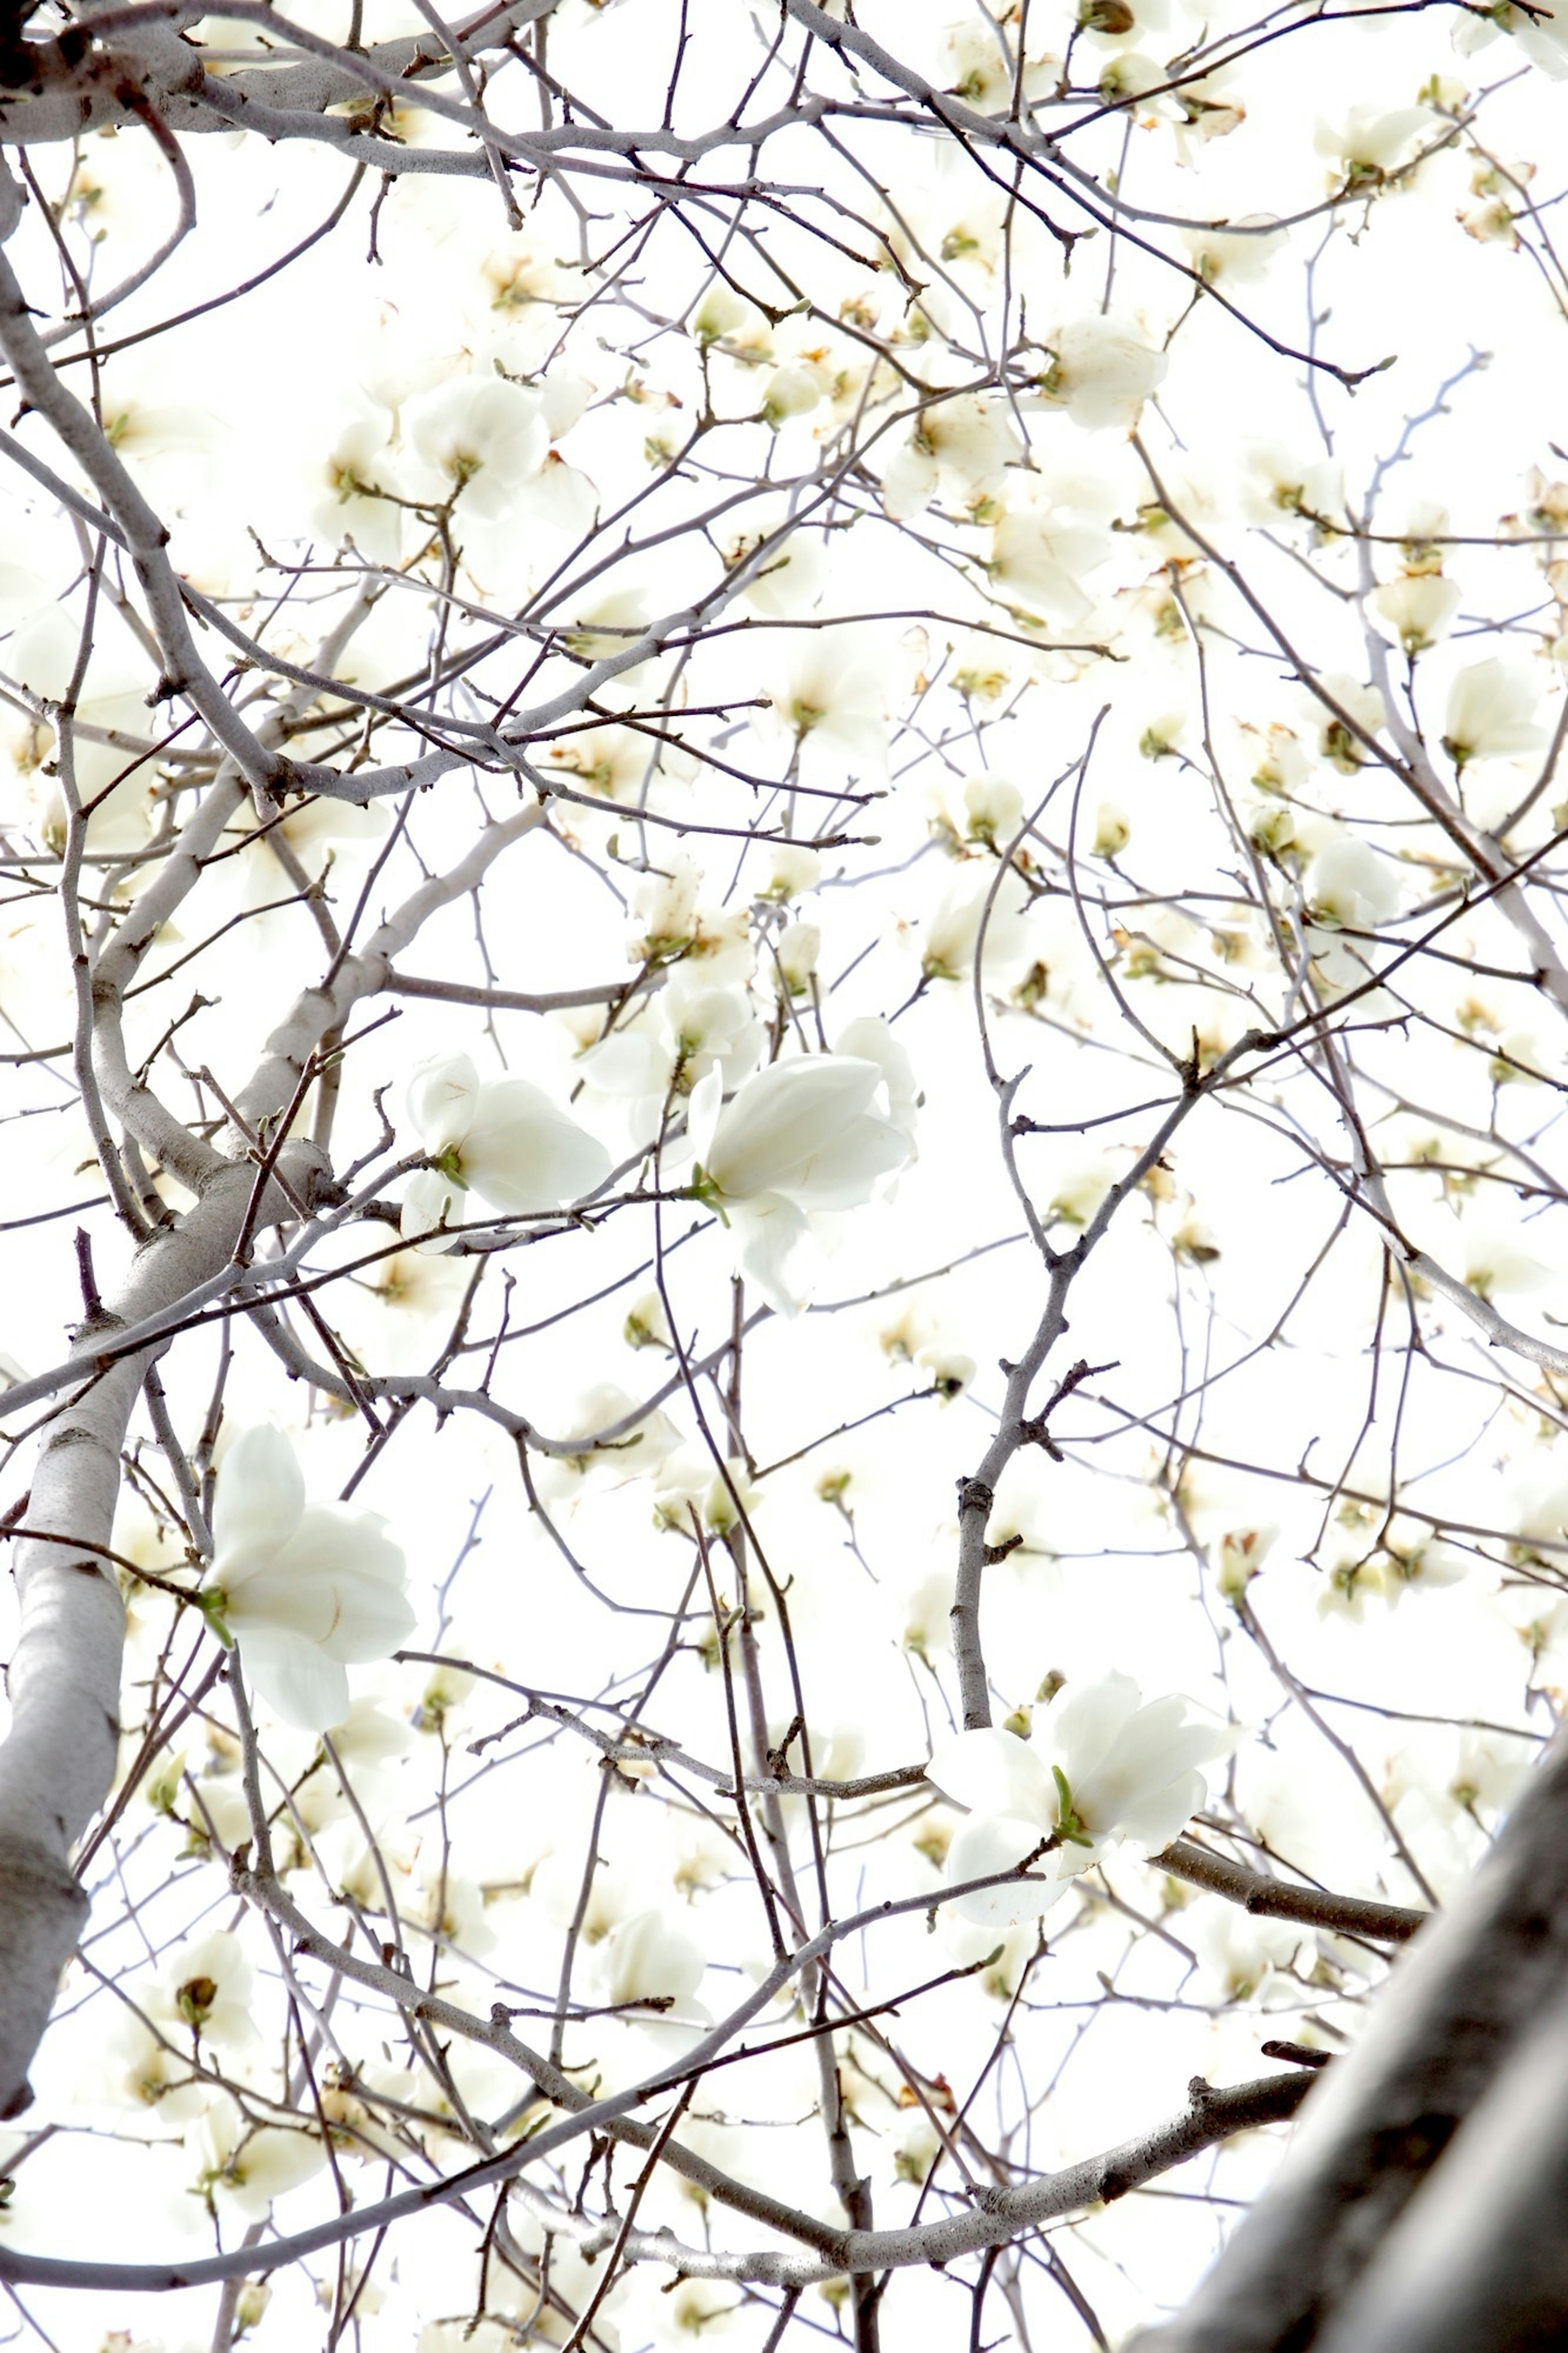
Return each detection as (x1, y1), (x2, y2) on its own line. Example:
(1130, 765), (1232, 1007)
(0, 1149), (323, 2118)
(1138, 1726), (1568, 2351)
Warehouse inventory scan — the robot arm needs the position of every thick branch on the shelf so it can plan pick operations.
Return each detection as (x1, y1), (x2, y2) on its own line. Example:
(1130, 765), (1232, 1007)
(1146, 1722), (1568, 2351)
(1154, 1838), (1428, 1946)
(0, 1147), (325, 2117)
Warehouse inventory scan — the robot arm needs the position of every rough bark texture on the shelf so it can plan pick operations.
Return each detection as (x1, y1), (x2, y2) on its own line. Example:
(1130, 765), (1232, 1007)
(0, 1149), (323, 2117)
(1140, 1725), (1568, 2351)
(1314, 1981), (1568, 2353)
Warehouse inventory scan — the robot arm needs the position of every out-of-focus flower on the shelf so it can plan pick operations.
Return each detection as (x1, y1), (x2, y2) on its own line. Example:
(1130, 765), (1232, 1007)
(1372, 573), (1461, 655)
(880, 392), (1021, 520)
(158, 1930), (259, 2052)
(1093, 803), (1131, 858)
(654, 1450), (761, 1538)
(758, 841), (822, 900)
(1314, 105), (1440, 183)
(921, 860), (1034, 982)
(959, 774), (1025, 846)
(1030, 312), (1168, 432)
(1213, 1523), (1276, 1604)
(534, 1382), (682, 1496)
(927, 1671), (1229, 1925)
(757, 631), (889, 782)
(1305, 838), (1402, 931)
(1187, 1899), (1306, 2005)
(1182, 216), (1287, 287)
(194, 2093), (326, 2222)
(402, 1052), (610, 1251)
(404, 375), (548, 519)
(206, 1426), (416, 1732)
(988, 495), (1112, 624)
(773, 920), (820, 995)
(1441, 658), (1548, 767)
(311, 409), (406, 562)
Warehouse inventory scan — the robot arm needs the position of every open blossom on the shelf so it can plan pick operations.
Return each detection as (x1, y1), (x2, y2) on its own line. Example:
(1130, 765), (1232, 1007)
(1031, 312), (1168, 432)
(402, 1052), (611, 1251)
(989, 496), (1112, 625)
(1372, 573), (1461, 654)
(1441, 658), (1548, 767)
(1314, 105), (1438, 181)
(880, 392), (1021, 520)
(403, 375), (548, 520)
(928, 1672), (1229, 1926)
(207, 1426), (416, 1732)
(194, 2092), (327, 2223)
(685, 1048), (915, 1313)
(1305, 837), (1401, 931)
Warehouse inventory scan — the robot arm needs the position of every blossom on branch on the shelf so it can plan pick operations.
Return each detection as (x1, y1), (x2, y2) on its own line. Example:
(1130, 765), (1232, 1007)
(928, 1671), (1230, 1925)
(684, 1046), (916, 1313)
(206, 1427), (416, 1732)
(402, 1051), (611, 1250)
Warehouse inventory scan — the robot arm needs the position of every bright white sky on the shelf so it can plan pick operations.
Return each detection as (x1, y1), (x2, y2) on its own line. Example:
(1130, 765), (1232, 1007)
(2, 2), (1567, 2347)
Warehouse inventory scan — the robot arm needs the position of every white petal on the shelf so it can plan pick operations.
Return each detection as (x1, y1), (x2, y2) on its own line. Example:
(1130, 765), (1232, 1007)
(461, 1079), (611, 1213)
(783, 1112), (911, 1211)
(408, 1053), (480, 1154)
(929, 1726), (1057, 1823)
(401, 1167), (462, 1254)
(238, 1629), (352, 1732)
(276, 1509), (415, 1662)
(1047, 1671), (1144, 1785)
(212, 1426), (305, 1566)
(945, 1813), (1067, 1927)
(730, 1195), (812, 1316)
(708, 1057), (882, 1201)
(1116, 1767), (1211, 1856)
(684, 1064), (724, 1172)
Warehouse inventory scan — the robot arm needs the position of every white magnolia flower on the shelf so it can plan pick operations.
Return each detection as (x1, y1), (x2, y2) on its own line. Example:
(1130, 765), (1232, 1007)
(582, 1905), (713, 2090)
(921, 860), (1034, 982)
(1187, 1899), (1306, 2006)
(1032, 312), (1168, 432)
(1441, 658), (1548, 766)
(1314, 105), (1438, 180)
(1305, 838), (1401, 931)
(1372, 573), (1461, 654)
(533, 1381), (682, 1497)
(580, 972), (762, 1146)
(685, 1051), (915, 1314)
(773, 919), (820, 994)
(960, 774), (1025, 846)
(158, 1930), (258, 2053)
(1182, 216), (1287, 288)
(654, 1448), (761, 1537)
(404, 375), (548, 520)
(763, 359), (832, 426)
(1213, 1523), (1276, 1604)
(195, 2093), (327, 2222)
(758, 841), (822, 900)
(311, 409), (406, 563)
(989, 497), (1111, 624)
(757, 630), (889, 783)
(207, 1426), (416, 1732)
(402, 1052), (611, 1251)
(928, 1671), (1229, 1925)
(1241, 443), (1347, 532)
(880, 392), (1021, 520)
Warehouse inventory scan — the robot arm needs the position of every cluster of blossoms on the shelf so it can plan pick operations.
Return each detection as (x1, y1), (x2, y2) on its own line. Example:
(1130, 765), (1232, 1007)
(8, 0), (1568, 2345)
